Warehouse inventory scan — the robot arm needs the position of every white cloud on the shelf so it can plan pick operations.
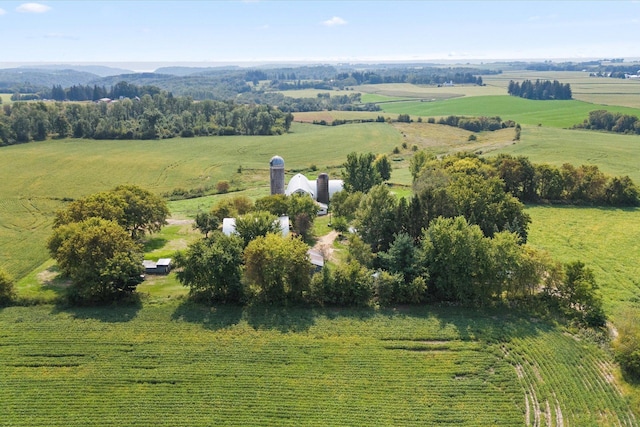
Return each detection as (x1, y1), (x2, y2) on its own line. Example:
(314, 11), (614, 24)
(16, 3), (51, 13)
(0, 8), (6, 15)
(322, 16), (347, 27)
(43, 33), (78, 40)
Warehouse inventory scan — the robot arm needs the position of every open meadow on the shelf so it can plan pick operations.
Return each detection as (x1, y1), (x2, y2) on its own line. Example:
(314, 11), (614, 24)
(3, 69), (640, 425)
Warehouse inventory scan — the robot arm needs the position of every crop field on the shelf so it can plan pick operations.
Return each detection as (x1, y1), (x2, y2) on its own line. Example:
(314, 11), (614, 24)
(0, 302), (635, 426)
(483, 70), (640, 109)
(356, 83), (505, 100)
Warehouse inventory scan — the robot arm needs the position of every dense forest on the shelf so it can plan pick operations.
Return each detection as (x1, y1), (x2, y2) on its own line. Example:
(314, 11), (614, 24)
(507, 79), (572, 100)
(0, 91), (294, 144)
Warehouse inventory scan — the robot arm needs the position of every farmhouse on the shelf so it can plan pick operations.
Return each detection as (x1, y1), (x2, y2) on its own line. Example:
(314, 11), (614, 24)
(143, 258), (172, 275)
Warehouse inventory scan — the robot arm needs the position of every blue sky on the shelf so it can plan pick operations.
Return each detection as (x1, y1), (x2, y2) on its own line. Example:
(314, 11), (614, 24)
(1, 1), (640, 69)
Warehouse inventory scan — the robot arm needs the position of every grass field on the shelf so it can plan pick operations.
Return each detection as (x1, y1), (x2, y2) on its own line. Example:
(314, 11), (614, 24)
(379, 95), (640, 128)
(0, 301), (634, 426)
(496, 126), (640, 183)
(0, 122), (403, 280)
(525, 205), (640, 320)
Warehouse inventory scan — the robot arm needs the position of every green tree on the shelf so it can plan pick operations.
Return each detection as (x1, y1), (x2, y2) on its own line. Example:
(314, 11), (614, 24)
(0, 268), (16, 306)
(112, 185), (169, 239)
(342, 152), (382, 193)
(234, 211), (281, 247)
(288, 193), (317, 239)
(54, 185), (169, 240)
(175, 233), (244, 303)
(53, 113), (71, 138)
(193, 211), (220, 237)
(329, 190), (363, 221)
(211, 196), (254, 222)
(254, 194), (289, 216)
(53, 191), (128, 228)
(346, 233), (375, 268)
(243, 233), (311, 303)
(614, 309), (640, 379)
(355, 184), (399, 253)
(375, 271), (427, 306)
(378, 232), (419, 282)
(409, 150), (432, 180)
(47, 218), (144, 304)
(420, 216), (493, 303)
(556, 261), (605, 326)
(374, 154), (392, 182)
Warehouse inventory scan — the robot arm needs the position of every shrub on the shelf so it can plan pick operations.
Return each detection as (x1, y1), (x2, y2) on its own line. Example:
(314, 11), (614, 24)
(216, 180), (230, 194)
(331, 216), (349, 233)
(468, 134), (477, 141)
(325, 261), (373, 306)
(0, 268), (16, 306)
(614, 310), (640, 379)
(375, 271), (426, 306)
(392, 146), (400, 154)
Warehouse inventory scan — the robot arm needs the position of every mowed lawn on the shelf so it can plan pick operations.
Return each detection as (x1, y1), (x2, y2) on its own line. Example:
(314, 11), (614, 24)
(0, 302), (634, 426)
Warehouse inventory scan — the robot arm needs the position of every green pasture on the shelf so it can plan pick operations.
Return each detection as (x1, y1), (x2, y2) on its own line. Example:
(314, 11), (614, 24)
(525, 205), (640, 320)
(0, 302), (634, 426)
(379, 95), (640, 128)
(494, 126), (640, 183)
(0, 93), (13, 104)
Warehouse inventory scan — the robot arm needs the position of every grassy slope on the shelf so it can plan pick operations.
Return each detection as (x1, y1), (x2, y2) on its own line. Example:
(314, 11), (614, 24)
(495, 126), (640, 183)
(0, 302), (634, 426)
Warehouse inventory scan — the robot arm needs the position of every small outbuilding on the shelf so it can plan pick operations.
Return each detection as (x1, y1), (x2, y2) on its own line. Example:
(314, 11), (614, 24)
(143, 258), (172, 275)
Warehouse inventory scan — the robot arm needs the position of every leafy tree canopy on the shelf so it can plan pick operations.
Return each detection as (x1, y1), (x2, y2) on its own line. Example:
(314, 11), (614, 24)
(48, 217), (143, 304)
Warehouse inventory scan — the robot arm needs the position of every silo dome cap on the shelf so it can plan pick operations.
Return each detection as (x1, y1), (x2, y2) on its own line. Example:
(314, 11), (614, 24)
(270, 155), (285, 167)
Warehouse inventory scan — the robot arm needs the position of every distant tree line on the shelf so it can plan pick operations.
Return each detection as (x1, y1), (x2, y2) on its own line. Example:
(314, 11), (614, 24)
(45, 81), (162, 102)
(575, 110), (640, 135)
(238, 92), (380, 113)
(508, 80), (572, 100)
(0, 90), (294, 145)
(435, 115), (517, 132)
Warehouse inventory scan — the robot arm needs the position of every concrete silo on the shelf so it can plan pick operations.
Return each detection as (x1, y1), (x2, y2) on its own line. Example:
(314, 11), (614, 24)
(270, 155), (285, 195)
(317, 173), (330, 205)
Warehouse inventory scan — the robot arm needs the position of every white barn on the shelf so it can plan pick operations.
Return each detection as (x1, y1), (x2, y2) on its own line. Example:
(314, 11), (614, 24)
(285, 173), (344, 200)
